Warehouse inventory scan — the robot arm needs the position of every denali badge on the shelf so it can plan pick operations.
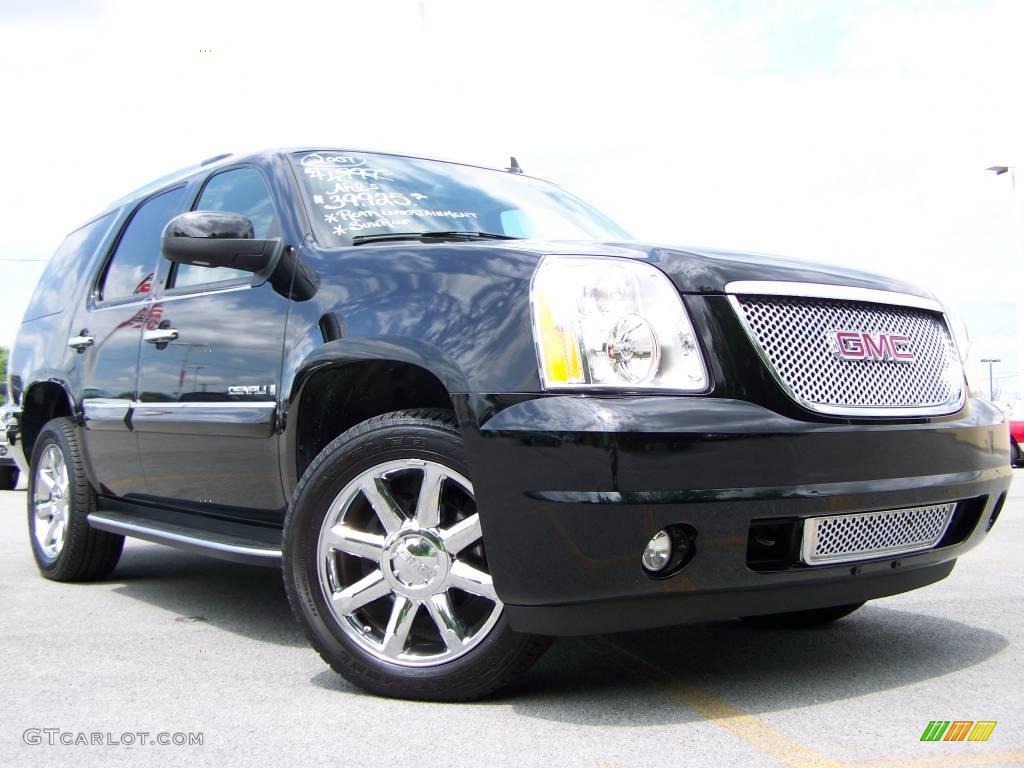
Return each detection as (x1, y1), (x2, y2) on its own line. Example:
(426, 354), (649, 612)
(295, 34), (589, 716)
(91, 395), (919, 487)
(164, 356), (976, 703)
(227, 384), (277, 396)
(831, 330), (915, 363)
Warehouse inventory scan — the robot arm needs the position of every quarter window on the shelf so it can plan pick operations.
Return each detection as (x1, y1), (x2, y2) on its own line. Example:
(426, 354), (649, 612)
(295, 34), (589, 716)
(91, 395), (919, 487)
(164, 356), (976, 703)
(172, 168), (280, 289)
(100, 187), (187, 302)
(23, 212), (116, 321)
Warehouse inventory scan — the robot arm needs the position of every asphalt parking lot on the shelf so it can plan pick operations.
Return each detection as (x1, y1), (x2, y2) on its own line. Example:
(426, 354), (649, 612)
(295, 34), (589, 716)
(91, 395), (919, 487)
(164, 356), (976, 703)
(1, 473), (1021, 768)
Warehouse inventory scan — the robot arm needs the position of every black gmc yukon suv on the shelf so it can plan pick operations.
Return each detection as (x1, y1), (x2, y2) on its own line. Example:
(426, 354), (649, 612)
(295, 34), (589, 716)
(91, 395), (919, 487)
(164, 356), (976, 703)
(6, 149), (1011, 700)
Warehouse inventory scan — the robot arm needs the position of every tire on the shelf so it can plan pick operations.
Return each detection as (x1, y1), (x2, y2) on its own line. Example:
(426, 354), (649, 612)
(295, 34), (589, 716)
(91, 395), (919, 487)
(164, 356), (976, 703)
(283, 408), (550, 701)
(0, 466), (17, 490)
(27, 417), (124, 581)
(741, 601), (865, 629)
(1012, 438), (1022, 468)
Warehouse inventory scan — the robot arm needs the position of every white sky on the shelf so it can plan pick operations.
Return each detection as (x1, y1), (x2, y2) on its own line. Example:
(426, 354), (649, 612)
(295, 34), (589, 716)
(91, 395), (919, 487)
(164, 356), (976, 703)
(0, 0), (1022, 399)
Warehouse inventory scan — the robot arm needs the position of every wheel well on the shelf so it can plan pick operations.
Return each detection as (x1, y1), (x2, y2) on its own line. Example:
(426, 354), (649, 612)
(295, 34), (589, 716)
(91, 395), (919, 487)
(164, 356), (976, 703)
(295, 361), (455, 478)
(21, 382), (74, 459)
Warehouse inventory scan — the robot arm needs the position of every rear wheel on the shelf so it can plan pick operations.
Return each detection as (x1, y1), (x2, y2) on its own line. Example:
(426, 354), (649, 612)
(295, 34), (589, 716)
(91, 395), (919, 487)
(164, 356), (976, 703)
(27, 418), (123, 581)
(741, 602), (865, 628)
(283, 409), (550, 700)
(0, 466), (17, 490)
(1012, 438), (1022, 468)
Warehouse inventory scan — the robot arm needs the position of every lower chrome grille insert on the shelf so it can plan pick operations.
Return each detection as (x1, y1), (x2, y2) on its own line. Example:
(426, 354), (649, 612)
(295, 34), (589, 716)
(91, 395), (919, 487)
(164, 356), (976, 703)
(801, 503), (956, 565)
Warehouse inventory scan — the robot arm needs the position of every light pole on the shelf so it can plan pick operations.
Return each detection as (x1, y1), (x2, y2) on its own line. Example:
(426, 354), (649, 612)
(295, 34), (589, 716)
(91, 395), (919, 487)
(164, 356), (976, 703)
(986, 165), (1023, 405)
(980, 358), (1001, 401)
(986, 165), (1015, 191)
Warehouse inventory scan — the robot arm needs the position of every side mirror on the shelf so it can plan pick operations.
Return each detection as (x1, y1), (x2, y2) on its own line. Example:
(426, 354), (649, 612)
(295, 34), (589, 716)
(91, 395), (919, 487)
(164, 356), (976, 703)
(161, 211), (280, 273)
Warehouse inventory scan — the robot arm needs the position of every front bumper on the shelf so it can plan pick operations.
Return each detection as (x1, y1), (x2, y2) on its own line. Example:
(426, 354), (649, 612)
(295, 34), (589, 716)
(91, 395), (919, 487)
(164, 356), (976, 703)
(461, 395), (1011, 636)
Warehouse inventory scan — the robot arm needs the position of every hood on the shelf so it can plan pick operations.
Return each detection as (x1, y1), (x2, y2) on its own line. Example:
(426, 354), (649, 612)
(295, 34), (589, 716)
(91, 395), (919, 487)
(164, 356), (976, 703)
(511, 240), (936, 299)
(307, 238), (935, 302)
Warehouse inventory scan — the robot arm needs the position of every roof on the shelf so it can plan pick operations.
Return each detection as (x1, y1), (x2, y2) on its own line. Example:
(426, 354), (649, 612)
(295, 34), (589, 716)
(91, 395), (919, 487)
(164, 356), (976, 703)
(88, 147), (547, 231)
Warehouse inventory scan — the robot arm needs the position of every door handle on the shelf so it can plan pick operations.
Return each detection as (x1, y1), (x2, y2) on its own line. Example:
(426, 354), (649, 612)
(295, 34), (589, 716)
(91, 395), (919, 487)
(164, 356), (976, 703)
(67, 333), (95, 352)
(143, 328), (179, 345)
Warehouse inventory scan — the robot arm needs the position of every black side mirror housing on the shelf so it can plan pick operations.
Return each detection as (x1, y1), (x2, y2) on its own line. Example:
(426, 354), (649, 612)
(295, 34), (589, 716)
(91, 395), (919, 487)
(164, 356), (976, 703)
(161, 211), (280, 273)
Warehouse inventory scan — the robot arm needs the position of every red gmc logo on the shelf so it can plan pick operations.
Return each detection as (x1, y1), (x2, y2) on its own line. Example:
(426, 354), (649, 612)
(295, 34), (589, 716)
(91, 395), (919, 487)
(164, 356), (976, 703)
(832, 330), (915, 362)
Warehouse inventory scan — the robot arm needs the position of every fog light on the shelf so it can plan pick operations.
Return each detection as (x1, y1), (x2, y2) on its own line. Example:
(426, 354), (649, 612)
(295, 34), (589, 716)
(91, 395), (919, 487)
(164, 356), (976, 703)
(641, 529), (673, 572)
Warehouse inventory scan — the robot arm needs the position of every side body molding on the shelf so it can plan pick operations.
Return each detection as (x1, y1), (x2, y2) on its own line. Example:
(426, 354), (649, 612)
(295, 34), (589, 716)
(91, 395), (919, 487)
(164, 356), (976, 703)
(130, 401), (277, 438)
(82, 398), (132, 431)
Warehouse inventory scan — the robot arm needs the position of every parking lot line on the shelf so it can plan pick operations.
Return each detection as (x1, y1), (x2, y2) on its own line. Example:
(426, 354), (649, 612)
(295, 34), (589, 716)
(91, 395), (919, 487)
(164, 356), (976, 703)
(586, 637), (1023, 768)
(585, 636), (843, 768)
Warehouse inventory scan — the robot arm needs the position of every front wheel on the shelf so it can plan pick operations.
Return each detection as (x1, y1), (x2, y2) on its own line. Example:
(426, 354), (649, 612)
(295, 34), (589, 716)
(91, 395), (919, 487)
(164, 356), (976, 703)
(283, 409), (550, 700)
(741, 601), (865, 629)
(1012, 438), (1022, 468)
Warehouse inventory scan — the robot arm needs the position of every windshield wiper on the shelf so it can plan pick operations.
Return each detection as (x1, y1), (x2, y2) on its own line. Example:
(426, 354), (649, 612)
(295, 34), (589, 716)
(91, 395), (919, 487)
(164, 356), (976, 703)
(351, 231), (521, 245)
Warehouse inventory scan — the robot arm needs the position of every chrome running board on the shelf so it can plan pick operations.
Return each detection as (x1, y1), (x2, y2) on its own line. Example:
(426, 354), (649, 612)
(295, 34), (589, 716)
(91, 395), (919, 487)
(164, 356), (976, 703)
(87, 511), (282, 567)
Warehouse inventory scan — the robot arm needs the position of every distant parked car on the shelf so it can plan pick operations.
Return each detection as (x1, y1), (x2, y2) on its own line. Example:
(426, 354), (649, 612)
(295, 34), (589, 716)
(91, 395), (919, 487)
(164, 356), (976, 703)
(1011, 420), (1023, 467)
(0, 385), (19, 490)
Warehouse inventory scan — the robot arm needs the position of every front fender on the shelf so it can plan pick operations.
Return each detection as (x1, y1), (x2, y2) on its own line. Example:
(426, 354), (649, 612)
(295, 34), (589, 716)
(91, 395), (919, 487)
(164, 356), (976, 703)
(282, 243), (545, 398)
(276, 243), (550, 491)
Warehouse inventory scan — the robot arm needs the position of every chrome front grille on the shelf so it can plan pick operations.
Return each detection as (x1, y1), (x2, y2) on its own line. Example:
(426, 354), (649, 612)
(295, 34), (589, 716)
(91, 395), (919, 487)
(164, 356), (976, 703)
(801, 503), (956, 565)
(730, 292), (963, 416)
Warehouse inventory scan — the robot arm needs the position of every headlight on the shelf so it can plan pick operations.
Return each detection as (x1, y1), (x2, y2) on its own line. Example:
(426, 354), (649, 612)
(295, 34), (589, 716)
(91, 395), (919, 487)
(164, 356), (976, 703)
(530, 255), (708, 391)
(943, 305), (981, 397)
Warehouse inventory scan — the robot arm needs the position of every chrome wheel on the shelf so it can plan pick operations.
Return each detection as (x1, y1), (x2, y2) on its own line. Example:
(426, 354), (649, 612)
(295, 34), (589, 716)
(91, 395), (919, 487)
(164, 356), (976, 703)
(317, 459), (502, 667)
(33, 444), (70, 561)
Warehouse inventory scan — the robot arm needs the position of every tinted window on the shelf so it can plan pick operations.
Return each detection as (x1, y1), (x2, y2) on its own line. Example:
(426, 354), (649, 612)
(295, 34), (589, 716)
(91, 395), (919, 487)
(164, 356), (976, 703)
(172, 168), (280, 289)
(100, 187), (187, 302)
(22, 211), (116, 321)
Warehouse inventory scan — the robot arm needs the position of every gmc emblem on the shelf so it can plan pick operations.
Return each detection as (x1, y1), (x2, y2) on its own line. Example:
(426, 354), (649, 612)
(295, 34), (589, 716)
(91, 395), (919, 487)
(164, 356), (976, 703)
(832, 330), (915, 363)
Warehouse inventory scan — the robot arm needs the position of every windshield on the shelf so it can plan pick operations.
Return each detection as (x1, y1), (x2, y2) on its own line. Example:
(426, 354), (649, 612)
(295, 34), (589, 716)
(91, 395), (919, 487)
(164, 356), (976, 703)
(291, 150), (630, 247)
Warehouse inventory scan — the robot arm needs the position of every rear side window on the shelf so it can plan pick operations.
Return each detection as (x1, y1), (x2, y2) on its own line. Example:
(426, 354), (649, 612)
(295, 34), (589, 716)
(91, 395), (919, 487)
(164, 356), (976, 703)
(99, 186), (187, 302)
(22, 211), (117, 322)
(171, 168), (280, 289)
